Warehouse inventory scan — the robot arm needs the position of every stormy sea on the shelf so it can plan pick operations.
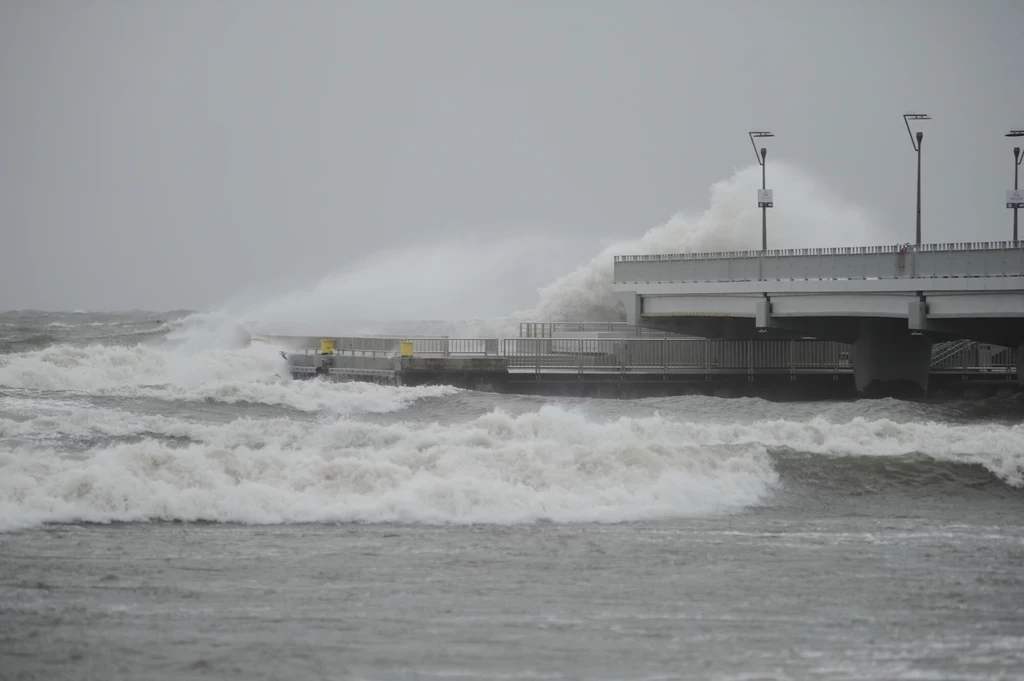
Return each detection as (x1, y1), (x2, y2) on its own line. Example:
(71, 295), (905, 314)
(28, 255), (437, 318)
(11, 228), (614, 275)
(1, 309), (1023, 681)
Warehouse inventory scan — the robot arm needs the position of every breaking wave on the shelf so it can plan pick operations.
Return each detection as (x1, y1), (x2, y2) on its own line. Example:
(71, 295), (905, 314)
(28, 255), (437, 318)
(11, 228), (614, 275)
(527, 162), (887, 322)
(1, 403), (1021, 532)
(0, 343), (455, 414)
(0, 311), (459, 414)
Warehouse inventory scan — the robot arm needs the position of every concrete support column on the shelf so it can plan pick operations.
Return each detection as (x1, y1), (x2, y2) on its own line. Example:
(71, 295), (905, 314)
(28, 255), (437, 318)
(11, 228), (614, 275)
(614, 291), (641, 326)
(850, 318), (932, 397)
(1017, 343), (1024, 388)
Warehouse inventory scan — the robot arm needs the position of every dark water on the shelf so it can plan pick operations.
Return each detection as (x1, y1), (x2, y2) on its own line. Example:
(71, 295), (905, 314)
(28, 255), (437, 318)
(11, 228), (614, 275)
(1, 310), (1023, 680)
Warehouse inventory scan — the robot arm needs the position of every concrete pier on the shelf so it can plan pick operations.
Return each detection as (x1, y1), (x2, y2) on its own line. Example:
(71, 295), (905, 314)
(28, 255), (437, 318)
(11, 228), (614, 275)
(612, 241), (1024, 397)
(282, 333), (1017, 401)
(850, 319), (933, 396)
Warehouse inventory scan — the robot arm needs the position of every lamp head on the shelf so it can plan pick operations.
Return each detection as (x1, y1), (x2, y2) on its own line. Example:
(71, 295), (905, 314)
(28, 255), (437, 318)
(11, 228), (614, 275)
(748, 131), (774, 165)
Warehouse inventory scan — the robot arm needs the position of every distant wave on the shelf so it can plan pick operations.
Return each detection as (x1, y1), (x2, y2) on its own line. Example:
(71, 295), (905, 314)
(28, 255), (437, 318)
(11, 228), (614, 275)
(771, 449), (1015, 493)
(0, 311), (180, 355)
(0, 334), (65, 354)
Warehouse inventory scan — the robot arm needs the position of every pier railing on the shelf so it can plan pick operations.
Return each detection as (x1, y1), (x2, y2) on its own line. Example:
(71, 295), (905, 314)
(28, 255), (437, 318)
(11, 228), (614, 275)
(614, 240), (1024, 284)
(304, 337), (500, 358)
(929, 341), (1017, 374)
(293, 335), (1015, 375)
(518, 322), (679, 338)
(501, 337), (852, 374)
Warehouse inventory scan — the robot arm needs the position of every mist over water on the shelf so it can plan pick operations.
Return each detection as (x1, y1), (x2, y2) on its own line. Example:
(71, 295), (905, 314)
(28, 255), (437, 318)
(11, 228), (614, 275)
(238, 163), (888, 336)
(229, 235), (575, 338)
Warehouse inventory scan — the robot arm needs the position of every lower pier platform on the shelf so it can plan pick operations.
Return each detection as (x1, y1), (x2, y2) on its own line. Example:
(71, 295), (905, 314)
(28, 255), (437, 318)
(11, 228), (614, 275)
(279, 333), (1019, 401)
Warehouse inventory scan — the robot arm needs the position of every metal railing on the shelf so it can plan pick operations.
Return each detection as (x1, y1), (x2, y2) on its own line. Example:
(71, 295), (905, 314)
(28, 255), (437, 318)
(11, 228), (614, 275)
(501, 337), (852, 375)
(303, 337), (499, 358)
(294, 335), (1015, 376)
(333, 336), (404, 354)
(930, 340), (973, 366)
(929, 341), (1017, 373)
(518, 322), (679, 338)
(614, 240), (1024, 263)
(614, 241), (1024, 283)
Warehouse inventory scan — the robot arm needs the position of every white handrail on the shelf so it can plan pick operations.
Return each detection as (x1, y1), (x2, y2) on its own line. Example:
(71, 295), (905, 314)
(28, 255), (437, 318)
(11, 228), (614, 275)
(614, 240), (1023, 263)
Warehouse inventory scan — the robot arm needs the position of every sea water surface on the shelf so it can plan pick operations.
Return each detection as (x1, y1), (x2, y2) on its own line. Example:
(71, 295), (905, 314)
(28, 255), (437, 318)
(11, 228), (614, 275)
(1, 310), (1023, 680)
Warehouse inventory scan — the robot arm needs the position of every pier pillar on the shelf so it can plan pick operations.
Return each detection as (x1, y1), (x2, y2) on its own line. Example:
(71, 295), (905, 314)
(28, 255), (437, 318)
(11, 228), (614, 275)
(850, 319), (932, 397)
(1018, 343), (1024, 387)
(615, 292), (641, 326)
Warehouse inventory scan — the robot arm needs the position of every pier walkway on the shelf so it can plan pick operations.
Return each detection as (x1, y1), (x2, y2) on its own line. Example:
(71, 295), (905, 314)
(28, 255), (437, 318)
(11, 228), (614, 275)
(279, 330), (1017, 399)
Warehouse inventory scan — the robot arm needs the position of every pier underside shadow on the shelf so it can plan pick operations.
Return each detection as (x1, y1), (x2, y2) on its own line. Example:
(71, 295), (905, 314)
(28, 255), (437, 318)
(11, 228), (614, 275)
(639, 315), (1022, 398)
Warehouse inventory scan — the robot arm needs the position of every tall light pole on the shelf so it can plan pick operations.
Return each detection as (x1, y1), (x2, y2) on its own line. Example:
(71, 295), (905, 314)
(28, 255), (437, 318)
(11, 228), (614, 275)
(1007, 129), (1024, 242)
(904, 114), (931, 246)
(749, 131), (774, 253)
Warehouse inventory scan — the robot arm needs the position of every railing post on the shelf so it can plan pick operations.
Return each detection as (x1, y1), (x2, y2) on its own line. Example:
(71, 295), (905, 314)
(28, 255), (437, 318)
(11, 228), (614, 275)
(663, 336), (668, 378)
(578, 338), (583, 377)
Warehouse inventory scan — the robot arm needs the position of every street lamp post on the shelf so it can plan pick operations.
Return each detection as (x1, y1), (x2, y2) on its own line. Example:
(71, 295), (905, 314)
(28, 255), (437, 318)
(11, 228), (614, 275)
(903, 114), (931, 247)
(749, 131), (774, 253)
(1007, 130), (1024, 242)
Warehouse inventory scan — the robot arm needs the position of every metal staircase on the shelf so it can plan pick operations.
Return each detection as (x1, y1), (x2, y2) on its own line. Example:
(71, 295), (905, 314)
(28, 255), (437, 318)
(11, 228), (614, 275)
(930, 340), (974, 367)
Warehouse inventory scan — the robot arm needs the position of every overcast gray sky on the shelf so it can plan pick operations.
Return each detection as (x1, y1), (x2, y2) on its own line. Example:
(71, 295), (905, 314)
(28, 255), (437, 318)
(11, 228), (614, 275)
(2, 0), (1022, 313)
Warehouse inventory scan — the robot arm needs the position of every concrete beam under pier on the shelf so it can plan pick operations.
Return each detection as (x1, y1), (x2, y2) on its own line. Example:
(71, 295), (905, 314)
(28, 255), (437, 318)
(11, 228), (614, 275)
(638, 314), (862, 344)
(641, 315), (934, 396)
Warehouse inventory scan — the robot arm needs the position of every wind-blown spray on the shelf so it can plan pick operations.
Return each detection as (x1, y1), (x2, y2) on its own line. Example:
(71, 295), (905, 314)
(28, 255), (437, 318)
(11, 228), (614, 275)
(525, 162), (887, 322)
(236, 162), (886, 333)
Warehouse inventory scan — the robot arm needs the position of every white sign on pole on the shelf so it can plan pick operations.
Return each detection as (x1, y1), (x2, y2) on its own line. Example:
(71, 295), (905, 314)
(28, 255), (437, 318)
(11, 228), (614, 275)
(1007, 189), (1024, 209)
(758, 189), (774, 208)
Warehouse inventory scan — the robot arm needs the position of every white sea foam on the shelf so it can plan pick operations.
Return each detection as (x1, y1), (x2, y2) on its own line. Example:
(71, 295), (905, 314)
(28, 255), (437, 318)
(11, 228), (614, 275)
(2, 405), (1022, 532)
(126, 380), (459, 414)
(0, 331), (455, 413)
(0, 342), (284, 392)
(0, 406), (776, 531)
